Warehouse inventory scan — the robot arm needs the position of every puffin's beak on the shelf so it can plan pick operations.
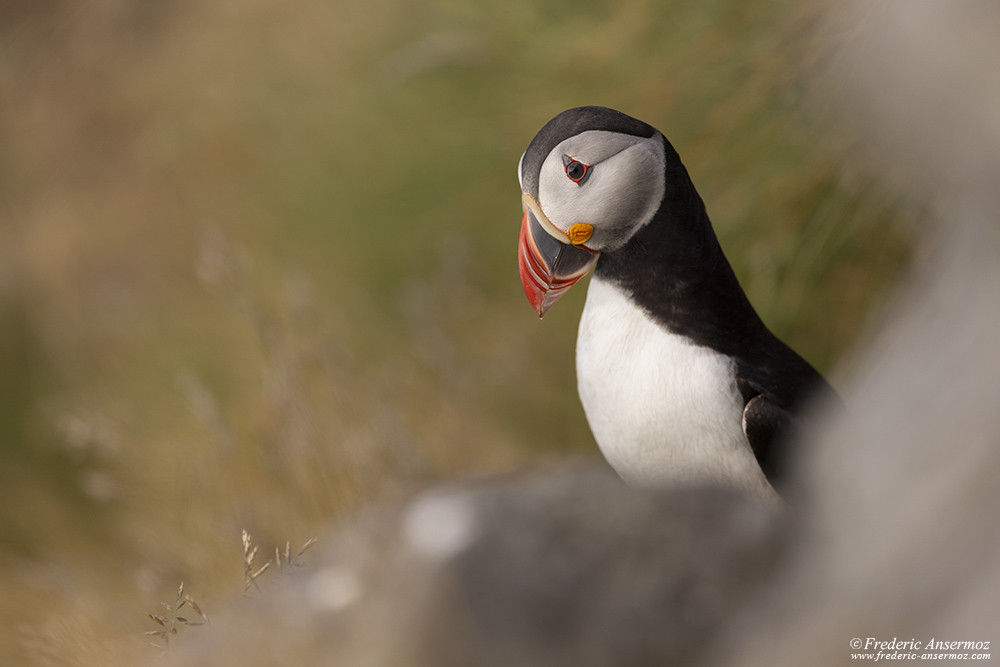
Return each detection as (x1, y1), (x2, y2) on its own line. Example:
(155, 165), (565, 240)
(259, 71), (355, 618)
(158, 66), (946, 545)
(518, 193), (599, 318)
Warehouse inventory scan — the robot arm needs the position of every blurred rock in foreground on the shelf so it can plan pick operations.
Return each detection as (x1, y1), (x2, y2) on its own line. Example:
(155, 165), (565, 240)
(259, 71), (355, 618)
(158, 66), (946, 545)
(160, 468), (784, 667)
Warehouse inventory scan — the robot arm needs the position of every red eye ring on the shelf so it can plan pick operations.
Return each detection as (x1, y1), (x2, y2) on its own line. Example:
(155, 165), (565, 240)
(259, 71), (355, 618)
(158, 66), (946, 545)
(562, 154), (592, 186)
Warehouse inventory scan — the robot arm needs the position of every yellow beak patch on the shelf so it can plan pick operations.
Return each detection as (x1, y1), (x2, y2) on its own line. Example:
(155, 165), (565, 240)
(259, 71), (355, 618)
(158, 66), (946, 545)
(567, 223), (594, 245)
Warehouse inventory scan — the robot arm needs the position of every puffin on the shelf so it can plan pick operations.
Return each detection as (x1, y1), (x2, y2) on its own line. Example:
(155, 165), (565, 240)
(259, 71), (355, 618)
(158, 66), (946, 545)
(516, 106), (838, 499)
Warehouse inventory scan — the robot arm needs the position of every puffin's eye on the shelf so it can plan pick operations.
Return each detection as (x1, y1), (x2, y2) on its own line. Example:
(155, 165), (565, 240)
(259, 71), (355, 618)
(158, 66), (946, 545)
(562, 155), (592, 186)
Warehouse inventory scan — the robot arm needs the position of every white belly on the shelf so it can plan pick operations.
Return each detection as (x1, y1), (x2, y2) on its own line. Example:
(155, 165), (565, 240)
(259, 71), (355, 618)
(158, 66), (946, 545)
(576, 276), (775, 499)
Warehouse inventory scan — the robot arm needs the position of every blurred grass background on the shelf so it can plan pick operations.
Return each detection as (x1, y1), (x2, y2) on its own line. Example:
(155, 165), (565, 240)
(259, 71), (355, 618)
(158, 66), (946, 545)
(0, 0), (910, 663)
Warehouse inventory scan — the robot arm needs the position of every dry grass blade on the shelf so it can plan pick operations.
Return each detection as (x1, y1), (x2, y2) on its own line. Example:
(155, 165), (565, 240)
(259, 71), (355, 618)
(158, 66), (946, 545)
(146, 581), (209, 651)
(275, 544), (286, 573)
(184, 595), (209, 623)
(251, 561), (271, 580)
(297, 537), (319, 560)
(243, 529), (270, 592)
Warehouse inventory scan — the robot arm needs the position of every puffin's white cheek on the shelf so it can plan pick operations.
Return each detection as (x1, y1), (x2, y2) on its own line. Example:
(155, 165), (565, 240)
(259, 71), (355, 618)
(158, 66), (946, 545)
(604, 148), (665, 229)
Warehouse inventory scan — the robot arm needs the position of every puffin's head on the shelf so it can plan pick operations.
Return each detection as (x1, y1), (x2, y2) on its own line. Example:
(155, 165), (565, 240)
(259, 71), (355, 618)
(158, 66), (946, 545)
(517, 106), (667, 317)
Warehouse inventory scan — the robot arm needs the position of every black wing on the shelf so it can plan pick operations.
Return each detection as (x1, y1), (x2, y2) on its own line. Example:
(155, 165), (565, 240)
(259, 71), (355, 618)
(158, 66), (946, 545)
(737, 377), (792, 482)
(736, 363), (840, 486)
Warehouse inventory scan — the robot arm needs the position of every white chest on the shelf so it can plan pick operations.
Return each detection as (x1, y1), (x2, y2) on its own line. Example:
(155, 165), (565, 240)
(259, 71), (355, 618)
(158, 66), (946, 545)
(576, 276), (775, 498)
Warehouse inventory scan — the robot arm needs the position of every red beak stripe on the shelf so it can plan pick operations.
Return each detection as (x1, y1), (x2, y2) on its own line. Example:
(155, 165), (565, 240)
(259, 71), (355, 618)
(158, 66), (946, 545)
(518, 206), (599, 318)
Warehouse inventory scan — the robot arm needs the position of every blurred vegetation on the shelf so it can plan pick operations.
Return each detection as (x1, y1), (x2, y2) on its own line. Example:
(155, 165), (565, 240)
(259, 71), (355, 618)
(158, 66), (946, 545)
(0, 0), (910, 663)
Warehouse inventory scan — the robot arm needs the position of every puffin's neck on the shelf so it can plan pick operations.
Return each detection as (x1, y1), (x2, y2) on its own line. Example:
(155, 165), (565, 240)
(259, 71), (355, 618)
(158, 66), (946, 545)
(594, 175), (767, 354)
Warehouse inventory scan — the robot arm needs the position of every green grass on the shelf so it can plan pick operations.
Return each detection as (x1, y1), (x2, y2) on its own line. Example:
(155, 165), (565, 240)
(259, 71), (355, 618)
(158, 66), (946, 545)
(0, 1), (910, 662)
